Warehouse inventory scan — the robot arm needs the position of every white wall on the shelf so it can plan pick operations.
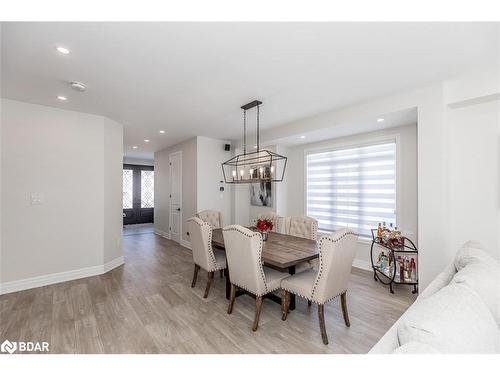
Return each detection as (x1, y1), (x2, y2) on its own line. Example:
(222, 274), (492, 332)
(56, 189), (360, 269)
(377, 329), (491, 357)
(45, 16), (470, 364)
(283, 124), (418, 268)
(196, 136), (232, 226)
(154, 137), (197, 243)
(0, 99), (124, 293)
(446, 73), (500, 262)
(103, 117), (125, 263)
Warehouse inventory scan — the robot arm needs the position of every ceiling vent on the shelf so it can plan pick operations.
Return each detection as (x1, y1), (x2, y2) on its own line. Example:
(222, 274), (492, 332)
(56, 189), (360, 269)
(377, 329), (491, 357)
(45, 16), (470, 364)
(70, 81), (87, 92)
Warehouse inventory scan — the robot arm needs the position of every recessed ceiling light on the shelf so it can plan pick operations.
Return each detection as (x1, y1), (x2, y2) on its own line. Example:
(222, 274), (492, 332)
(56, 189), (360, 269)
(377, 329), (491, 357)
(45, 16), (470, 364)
(70, 81), (87, 92)
(144, 139), (150, 143)
(132, 146), (138, 149)
(377, 118), (385, 123)
(57, 95), (67, 101)
(56, 46), (71, 55)
(300, 135), (306, 139)
(159, 130), (165, 134)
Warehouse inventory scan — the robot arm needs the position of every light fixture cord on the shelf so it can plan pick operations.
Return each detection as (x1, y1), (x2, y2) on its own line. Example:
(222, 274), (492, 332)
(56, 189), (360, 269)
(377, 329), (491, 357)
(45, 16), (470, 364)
(257, 105), (260, 153)
(243, 109), (247, 155)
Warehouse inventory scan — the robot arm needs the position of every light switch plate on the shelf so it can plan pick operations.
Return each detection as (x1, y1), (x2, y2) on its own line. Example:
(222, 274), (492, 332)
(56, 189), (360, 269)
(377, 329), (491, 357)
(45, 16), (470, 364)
(30, 193), (44, 205)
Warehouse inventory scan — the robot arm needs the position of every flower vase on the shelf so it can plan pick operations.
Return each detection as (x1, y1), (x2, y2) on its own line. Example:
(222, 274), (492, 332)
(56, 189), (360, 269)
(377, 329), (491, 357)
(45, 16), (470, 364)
(261, 231), (269, 241)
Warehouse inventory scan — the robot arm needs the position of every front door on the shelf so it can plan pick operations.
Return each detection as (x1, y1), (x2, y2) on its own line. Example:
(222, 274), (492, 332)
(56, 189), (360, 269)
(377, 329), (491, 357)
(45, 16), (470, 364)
(169, 152), (182, 243)
(123, 164), (154, 225)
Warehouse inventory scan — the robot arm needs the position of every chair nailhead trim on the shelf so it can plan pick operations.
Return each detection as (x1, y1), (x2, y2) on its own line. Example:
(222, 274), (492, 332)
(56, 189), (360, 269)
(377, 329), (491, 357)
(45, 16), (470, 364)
(310, 230), (356, 302)
(222, 226), (272, 295)
(282, 286), (347, 305)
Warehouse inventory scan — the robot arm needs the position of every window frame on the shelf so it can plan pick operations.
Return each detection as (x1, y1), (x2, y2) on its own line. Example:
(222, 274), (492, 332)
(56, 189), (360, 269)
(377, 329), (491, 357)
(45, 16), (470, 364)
(303, 134), (401, 240)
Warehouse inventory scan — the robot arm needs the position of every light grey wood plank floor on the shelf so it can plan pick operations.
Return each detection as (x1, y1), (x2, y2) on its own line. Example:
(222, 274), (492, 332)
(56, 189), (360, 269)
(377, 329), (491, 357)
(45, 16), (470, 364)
(0, 232), (416, 353)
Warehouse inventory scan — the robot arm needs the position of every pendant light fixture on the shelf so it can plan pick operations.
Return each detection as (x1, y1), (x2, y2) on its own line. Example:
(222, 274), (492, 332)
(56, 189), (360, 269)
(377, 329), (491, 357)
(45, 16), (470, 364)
(222, 100), (287, 184)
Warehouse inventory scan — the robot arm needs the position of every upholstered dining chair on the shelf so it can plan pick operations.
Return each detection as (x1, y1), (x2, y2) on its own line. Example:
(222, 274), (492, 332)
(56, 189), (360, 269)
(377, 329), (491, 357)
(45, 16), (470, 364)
(187, 217), (227, 298)
(258, 212), (282, 233)
(280, 228), (357, 345)
(283, 215), (318, 240)
(196, 210), (223, 229)
(284, 215), (319, 275)
(222, 225), (289, 331)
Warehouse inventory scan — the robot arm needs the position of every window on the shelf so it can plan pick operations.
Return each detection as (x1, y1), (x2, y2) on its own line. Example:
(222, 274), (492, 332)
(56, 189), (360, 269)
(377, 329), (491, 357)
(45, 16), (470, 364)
(122, 169), (133, 209)
(141, 170), (154, 208)
(306, 141), (396, 238)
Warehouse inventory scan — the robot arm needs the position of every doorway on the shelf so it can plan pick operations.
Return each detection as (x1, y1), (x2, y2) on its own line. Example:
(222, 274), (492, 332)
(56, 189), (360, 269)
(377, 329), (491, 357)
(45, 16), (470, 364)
(123, 164), (154, 225)
(169, 151), (182, 243)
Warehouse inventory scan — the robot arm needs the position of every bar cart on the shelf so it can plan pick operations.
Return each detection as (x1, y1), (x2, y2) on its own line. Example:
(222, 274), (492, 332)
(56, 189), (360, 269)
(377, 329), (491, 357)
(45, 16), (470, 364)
(370, 229), (419, 294)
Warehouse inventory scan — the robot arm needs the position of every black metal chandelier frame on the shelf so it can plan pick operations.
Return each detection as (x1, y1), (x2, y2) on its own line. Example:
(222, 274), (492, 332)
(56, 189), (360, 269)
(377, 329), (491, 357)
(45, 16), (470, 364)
(221, 100), (288, 184)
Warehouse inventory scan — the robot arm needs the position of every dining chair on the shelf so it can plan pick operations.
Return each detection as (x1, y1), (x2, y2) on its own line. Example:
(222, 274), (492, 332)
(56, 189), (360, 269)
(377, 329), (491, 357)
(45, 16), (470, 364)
(258, 212), (282, 233)
(187, 217), (227, 298)
(280, 228), (357, 345)
(222, 225), (289, 331)
(284, 215), (319, 274)
(196, 209), (223, 229)
(283, 215), (318, 240)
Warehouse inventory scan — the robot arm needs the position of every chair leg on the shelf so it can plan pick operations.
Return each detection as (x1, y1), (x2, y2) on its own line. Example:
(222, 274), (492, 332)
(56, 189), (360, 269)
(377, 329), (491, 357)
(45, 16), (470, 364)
(227, 283), (236, 314)
(341, 292), (350, 327)
(252, 296), (263, 331)
(191, 264), (200, 288)
(281, 290), (290, 321)
(220, 269), (224, 279)
(318, 304), (329, 345)
(204, 271), (214, 298)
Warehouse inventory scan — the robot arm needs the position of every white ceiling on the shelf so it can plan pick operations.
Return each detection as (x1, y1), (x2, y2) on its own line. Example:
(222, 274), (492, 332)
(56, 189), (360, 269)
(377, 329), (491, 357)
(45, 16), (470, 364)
(1, 22), (498, 159)
(272, 107), (418, 147)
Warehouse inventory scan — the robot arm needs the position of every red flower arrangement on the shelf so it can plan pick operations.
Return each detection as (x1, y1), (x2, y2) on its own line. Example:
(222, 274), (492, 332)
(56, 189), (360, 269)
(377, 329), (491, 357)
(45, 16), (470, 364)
(256, 217), (273, 232)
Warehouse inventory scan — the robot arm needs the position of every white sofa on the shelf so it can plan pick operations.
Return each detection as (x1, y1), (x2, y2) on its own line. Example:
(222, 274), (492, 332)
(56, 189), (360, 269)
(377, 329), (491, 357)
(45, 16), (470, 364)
(369, 241), (500, 354)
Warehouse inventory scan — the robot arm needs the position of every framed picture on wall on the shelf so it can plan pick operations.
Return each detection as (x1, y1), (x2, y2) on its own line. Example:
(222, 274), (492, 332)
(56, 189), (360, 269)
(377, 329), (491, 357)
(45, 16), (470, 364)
(250, 181), (273, 207)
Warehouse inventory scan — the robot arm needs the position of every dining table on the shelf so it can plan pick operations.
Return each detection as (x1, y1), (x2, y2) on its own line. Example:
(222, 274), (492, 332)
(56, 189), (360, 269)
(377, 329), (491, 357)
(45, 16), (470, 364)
(211, 227), (319, 310)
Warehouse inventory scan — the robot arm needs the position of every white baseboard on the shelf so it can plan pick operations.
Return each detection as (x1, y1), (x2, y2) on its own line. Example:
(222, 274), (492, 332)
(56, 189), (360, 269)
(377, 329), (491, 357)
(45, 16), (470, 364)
(103, 256), (125, 273)
(180, 239), (192, 250)
(154, 229), (171, 239)
(352, 258), (372, 272)
(0, 256), (125, 295)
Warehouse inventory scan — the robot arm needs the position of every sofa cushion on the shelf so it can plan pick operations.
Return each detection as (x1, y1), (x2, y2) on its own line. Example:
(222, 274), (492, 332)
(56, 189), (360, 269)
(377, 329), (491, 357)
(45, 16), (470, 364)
(452, 262), (500, 326)
(454, 240), (497, 271)
(398, 283), (500, 353)
(392, 341), (440, 354)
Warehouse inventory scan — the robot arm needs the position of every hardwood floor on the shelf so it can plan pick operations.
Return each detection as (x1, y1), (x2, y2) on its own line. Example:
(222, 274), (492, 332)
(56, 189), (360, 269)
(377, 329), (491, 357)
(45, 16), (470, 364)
(0, 232), (416, 353)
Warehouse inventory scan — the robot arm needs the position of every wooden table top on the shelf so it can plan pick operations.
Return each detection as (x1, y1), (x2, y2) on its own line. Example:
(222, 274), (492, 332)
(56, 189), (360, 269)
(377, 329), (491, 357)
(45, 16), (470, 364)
(211, 228), (319, 269)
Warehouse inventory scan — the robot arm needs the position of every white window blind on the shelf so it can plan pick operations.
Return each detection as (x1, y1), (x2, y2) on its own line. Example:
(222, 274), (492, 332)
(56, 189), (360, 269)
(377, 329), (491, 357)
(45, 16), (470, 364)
(306, 141), (396, 238)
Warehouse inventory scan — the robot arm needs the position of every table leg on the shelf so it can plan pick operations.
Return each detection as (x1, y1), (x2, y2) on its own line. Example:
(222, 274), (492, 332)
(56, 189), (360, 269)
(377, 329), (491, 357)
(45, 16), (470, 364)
(288, 266), (296, 311)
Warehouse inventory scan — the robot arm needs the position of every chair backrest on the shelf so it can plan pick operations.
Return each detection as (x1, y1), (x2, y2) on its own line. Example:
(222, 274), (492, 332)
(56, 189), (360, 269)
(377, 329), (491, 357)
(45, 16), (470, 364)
(196, 210), (223, 229)
(222, 225), (268, 296)
(258, 212), (281, 233)
(311, 228), (358, 304)
(284, 215), (318, 240)
(187, 217), (218, 271)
